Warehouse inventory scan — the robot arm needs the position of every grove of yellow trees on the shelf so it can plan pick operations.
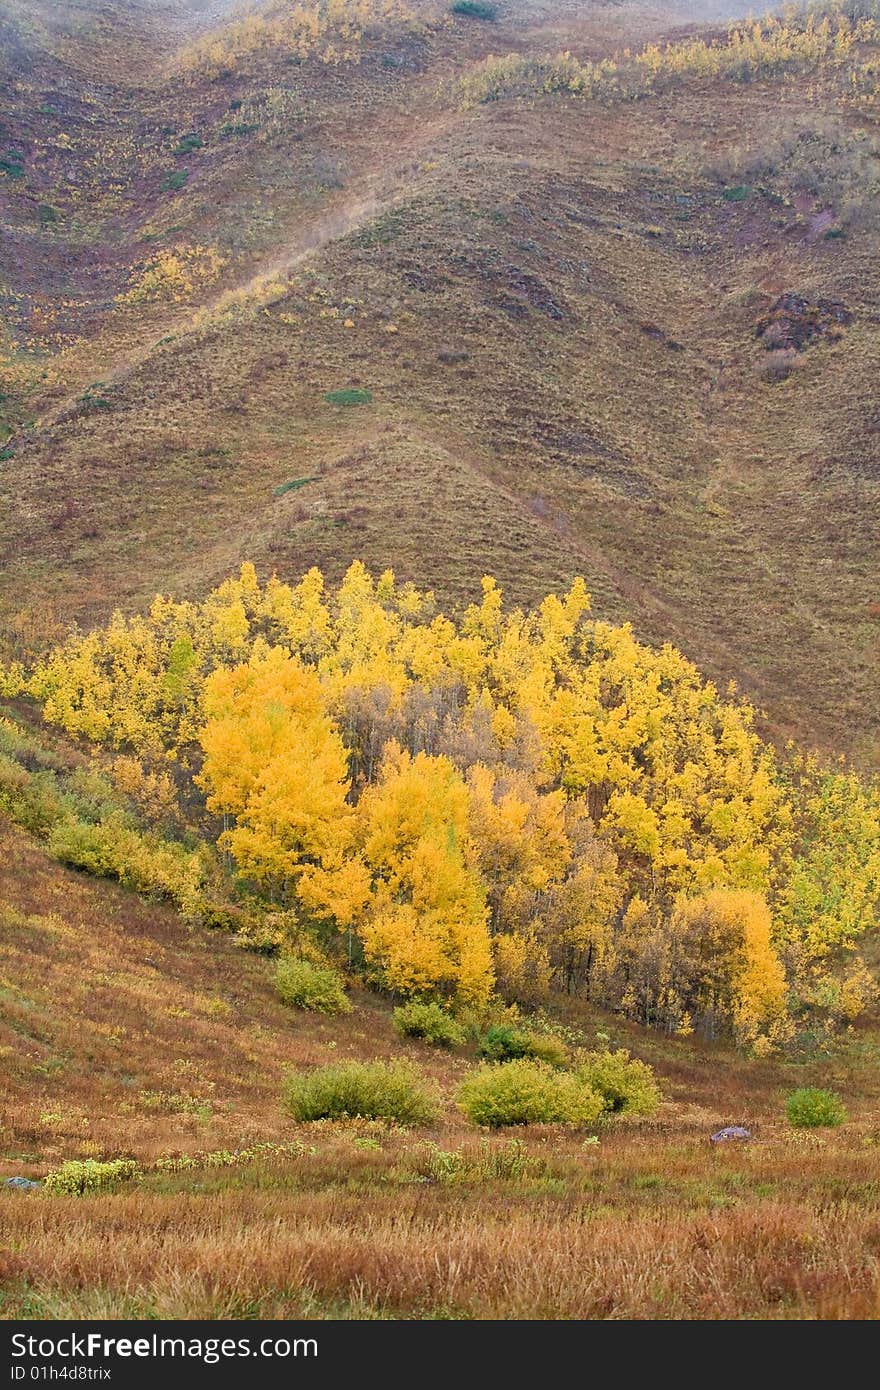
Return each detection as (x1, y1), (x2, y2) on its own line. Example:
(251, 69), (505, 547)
(6, 562), (878, 1048)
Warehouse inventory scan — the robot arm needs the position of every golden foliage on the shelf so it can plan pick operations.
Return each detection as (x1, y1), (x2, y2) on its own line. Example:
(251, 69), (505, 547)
(16, 562), (880, 1045)
(458, 8), (880, 108)
(116, 245), (227, 306)
(175, 0), (434, 79)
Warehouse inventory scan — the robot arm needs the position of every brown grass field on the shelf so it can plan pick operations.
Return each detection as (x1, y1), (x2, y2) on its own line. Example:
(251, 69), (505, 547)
(1, 821), (879, 1321)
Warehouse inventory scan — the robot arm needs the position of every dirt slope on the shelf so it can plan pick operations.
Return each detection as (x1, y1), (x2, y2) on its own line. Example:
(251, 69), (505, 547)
(0, 1), (877, 763)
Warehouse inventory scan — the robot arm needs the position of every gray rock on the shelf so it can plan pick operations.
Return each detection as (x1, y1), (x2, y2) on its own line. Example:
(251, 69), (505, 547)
(5, 1176), (41, 1190)
(710, 1126), (752, 1143)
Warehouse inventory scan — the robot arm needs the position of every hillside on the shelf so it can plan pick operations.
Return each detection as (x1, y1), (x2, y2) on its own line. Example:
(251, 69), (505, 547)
(2, 819), (880, 1320)
(1, 0), (879, 1328)
(0, 0), (877, 767)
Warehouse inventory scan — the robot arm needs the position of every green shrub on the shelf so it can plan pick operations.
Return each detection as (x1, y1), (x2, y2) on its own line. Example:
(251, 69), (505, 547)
(275, 957), (351, 1015)
(523, 1033), (569, 1068)
(274, 476), (317, 497)
(456, 1060), (604, 1128)
(160, 169), (189, 192)
(284, 1061), (439, 1126)
(0, 151), (24, 178)
(452, 1), (497, 18)
(478, 1023), (532, 1061)
(576, 1049), (662, 1116)
(47, 815), (207, 913)
(478, 1023), (568, 1067)
(785, 1087), (847, 1128)
(393, 1000), (465, 1048)
(43, 1159), (139, 1195)
(324, 388), (372, 406)
(173, 133), (203, 155)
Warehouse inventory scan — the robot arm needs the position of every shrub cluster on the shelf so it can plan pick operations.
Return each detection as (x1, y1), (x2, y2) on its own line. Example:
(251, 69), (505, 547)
(576, 1049), (662, 1116)
(785, 1087), (847, 1128)
(452, 1), (497, 18)
(43, 1159), (140, 1195)
(393, 1000), (465, 1047)
(456, 1059), (604, 1128)
(284, 1060), (439, 1126)
(275, 957), (351, 1015)
(478, 1023), (568, 1068)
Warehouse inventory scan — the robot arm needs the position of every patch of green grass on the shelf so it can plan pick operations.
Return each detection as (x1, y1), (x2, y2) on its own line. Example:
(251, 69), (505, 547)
(173, 133), (203, 155)
(38, 205), (59, 228)
(451, 1), (497, 18)
(1, 152), (25, 179)
(721, 184), (750, 202)
(160, 169), (189, 193)
(274, 476), (317, 497)
(79, 390), (113, 411)
(324, 388), (373, 407)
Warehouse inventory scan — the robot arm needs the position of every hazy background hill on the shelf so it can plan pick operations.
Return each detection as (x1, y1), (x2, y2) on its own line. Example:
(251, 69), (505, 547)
(0, 0), (877, 763)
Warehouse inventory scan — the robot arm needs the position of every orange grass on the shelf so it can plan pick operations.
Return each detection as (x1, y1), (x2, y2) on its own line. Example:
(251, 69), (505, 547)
(2, 821), (880, 1320)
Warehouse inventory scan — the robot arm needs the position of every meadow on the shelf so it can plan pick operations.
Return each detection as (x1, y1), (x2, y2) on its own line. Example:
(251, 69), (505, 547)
(2, 820), (879, 1320)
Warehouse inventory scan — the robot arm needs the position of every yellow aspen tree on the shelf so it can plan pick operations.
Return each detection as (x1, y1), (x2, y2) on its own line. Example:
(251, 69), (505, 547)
(357, 744), (494, 1005)
(198, 643), (354, 900)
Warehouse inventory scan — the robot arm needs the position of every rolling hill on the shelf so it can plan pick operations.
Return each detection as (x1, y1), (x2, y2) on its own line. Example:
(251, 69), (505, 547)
(1, 0), (880, 1326)
(2, 816), (879, 1320)
(0, 0), (876, 769)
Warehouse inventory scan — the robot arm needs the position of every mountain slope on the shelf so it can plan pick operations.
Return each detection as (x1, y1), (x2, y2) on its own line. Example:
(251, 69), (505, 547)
(0, 0), (877, 763)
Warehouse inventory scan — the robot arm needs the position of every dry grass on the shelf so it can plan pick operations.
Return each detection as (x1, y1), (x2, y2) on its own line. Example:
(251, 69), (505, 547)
(1, 820), (880, 1319)
(3, 1137), (880, 1319)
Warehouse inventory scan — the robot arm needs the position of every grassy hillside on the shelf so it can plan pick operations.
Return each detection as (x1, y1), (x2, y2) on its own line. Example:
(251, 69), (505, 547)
(2, 820), (879, 1320)
(0, 0), (878, 1325)
(0, 0), (877, 766)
